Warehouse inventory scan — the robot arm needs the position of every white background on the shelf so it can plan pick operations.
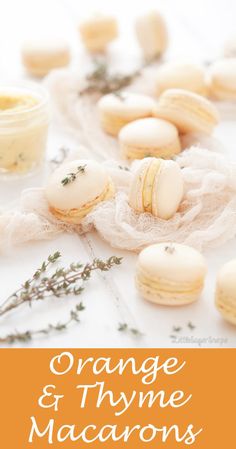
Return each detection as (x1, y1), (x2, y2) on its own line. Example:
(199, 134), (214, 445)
(0, 0), (236, 348)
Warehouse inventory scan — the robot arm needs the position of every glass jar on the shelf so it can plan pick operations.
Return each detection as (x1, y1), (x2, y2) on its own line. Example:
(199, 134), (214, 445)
(0, 83), (50, 175)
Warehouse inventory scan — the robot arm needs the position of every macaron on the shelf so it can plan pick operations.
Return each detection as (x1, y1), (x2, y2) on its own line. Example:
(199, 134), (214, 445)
(21, 38), (71, 77)
(79, 14), (118, 53)
(119, 117), (181, 160)
(215, 259), (236, 325)
(153, 88), (219, 134)
(45, 160), (114, 224)
(135, 10), (168, 60)
(129, 157), (184, 219)
(207, 58), (236, 100)
(155, 62), (207, 96)
(136, 243), (207, 305)
(98, 92), (156, 137)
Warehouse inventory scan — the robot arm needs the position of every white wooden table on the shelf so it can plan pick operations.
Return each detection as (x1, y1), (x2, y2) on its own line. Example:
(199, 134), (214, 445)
(0, 0), (236, 348)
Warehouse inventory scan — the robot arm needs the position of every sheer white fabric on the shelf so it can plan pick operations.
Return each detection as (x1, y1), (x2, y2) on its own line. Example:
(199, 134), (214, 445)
(1, 67), (236, 252)
(1, 147), (236, 253)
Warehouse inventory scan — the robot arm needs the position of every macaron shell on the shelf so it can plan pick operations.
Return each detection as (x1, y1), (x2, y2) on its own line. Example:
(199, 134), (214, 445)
(136, 274), (204, 306)
(216, 259), (236, 297)
(208, 59), (236, 100)
(128, 158), (183, 219)
(119, 117), (178, 147)
(135, 11), (168, 59)
(155, 62), (207, 96)
(79, 16), (118, 51)
(21, 40), (70, 76)
(154, 89), (219, 134)
(129, 158), (153, 212)
(45, 160), (111, 210)
(121, 139), (181, 160)
(98, 93), (156, 136)
(142, 158), (162, 213)
(215, 259), (236, 325)
(138, 243), (207, 283)
(49, 179), (115, 224)
(136, 242), (207, 305)
(152, 160), (184, 219)
(119, 117), (181, 159)
(215, 292), (236, 325)
(98, 93), (156, 118)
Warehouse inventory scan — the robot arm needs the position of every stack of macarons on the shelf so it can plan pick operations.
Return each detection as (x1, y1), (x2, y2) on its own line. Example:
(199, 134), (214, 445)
(97, 87), (219, 160)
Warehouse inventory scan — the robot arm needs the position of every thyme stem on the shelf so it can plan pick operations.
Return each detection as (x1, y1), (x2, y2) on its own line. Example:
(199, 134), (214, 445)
(0, 253), (122, 318)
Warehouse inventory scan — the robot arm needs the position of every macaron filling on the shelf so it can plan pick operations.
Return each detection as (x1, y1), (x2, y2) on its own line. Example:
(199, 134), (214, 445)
(142, 158), (162, 213)
(49, 179), (114, 223)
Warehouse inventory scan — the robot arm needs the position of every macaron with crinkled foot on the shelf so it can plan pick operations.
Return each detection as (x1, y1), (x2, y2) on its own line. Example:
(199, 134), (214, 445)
(79, 14), (118, 53)
(129, 157), (184, 219)
(45, 159), (114, 224)
(98, 92), (156, 137)
(153, 88), (219, 134)
(135, 10), (168, 60)
(207, 58), (236, 100)
(215, 259), (236, 325)
(136, 243), (207, 306)
(119, 117), (181, 160)
(155, 62), (207, 96)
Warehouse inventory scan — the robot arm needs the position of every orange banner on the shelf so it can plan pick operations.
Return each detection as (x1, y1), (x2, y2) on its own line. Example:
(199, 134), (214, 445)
(0, 349), (234, 447)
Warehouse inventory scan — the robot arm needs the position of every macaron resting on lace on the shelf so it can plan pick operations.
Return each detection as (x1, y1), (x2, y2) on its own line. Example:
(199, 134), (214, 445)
(45, 159), (115, 224)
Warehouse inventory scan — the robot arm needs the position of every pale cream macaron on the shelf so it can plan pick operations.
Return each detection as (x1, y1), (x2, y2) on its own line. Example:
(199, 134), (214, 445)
(136, 243), (207, 305)
(135, 10), (168, 60)
(207, 59), (236, 101)
(119, 117), (181, 160)
(45, 159), (114, 224)
(21, 39), (71, 77)
(79, 14), (118, 53)
(129, 157), (184, 219)
(153, 88), (219, 134)
(98, 92), (156, 137)
(215, 259), (236, 325)
(155, 62), (207, 96)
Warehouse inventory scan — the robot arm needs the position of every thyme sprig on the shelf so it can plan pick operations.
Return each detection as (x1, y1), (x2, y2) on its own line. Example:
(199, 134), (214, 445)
(118, 322), (144, 337)
(61, 164), (87, 186)
(118, 165), (130, 172)
(80, 56), (158, 96)
(0, 252), (122, 319)
(0, 302), (85, 344)
(164, 244), (175, 255)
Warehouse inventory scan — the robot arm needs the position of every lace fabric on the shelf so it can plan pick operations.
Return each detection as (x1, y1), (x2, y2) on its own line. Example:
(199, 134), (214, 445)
(1, 67), (236, 253)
